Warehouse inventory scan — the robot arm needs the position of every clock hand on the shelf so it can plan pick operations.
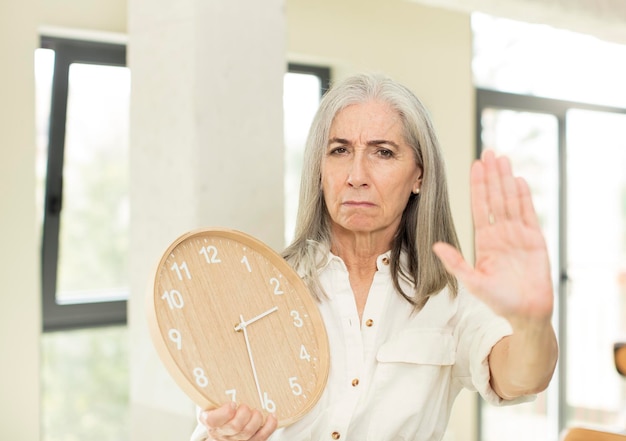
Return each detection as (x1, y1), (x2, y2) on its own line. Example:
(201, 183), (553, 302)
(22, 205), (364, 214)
(236, 314), (265, 409)
(233, 306), (278, 331)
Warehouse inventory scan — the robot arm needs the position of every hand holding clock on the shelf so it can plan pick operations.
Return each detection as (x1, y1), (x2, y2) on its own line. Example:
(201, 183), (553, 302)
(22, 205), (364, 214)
(199, 402), (278, 441)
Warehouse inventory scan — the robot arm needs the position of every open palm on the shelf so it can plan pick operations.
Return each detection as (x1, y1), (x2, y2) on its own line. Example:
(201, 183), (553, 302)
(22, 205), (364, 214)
(434, 150), (554, 323)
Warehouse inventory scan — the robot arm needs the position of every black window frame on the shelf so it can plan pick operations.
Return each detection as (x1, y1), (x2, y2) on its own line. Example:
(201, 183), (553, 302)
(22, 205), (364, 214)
(287, 63), (331, 96)
(40, 36), (128, 331)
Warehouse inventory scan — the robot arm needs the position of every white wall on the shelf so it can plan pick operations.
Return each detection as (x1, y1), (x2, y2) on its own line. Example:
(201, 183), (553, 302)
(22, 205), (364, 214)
(0, 1), (40, 440)
(41, 0), (126, 34)
(2, 0), (476, 439)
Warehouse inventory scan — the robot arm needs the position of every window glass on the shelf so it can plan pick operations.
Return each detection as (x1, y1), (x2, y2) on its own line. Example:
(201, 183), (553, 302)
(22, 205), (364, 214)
(473, 12), (626, 107)
(479, 109), (560, 441)
(41, 326), (129, 441)
(57, 62), (130, 304)
(283, 72), (324, 245)
(566, 109), (626, 429)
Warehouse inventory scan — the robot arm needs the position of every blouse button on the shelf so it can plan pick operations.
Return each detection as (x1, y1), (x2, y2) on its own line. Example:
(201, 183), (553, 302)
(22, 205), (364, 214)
(331, 432), (341, 440)
(365, 319), (374, 327)
(351, 378), (359, 387)
(382, 256), (390, 265)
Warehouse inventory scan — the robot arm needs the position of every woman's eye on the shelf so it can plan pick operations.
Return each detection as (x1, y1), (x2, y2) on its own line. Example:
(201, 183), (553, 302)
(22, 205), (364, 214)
(329, 147), (348, 155)
(377, 149), (394, 158)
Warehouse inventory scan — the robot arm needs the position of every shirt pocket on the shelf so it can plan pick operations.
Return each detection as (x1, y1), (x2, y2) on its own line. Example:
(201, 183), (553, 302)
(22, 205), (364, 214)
(376, 328), (456, 365)
(366, 329), (457, 440)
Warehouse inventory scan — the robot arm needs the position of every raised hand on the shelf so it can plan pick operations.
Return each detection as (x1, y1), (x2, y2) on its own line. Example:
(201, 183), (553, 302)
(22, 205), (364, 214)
(433, 150), (557, 399)
(433, 150), (553, 325)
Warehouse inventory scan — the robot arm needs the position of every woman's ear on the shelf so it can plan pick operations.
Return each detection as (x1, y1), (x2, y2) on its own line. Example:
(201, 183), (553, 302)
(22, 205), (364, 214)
(412, 169), (423, 194)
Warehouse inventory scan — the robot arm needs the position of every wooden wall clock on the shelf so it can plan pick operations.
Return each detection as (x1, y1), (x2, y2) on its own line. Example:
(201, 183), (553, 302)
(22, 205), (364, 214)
(146, 227), (329, 427)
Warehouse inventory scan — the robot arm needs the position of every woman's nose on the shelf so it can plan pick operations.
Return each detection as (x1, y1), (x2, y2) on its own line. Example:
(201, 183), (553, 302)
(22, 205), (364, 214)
(347, 152), (369, 188)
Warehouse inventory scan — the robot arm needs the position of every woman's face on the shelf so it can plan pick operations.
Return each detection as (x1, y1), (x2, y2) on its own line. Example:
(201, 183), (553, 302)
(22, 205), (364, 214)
(321, 100), (422, 240)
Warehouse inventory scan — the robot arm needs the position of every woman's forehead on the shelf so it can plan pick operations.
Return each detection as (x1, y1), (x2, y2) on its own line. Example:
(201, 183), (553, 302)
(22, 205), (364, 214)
(329, 101), (402, 138)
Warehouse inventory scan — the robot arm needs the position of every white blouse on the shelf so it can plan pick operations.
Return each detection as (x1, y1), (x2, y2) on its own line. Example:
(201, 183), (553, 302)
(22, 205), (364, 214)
(190, 251), (531, 441)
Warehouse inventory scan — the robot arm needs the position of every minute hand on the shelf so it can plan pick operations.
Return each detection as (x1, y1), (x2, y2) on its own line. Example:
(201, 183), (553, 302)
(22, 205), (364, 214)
(234, 306), (278, 331)
(237, 314), (265, 409)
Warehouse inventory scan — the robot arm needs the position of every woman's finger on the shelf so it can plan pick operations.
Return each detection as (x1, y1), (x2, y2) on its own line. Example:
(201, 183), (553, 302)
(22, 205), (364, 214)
(432, 242), (476, 285)
(201, 402), (238, 430)
(470, 157), (490, 228)
(249, 415), (278, 441)
(497, 155), (521, 220)
(201, 403), (277, 441)
(216, 404), (255, 437)
(482, 149), (506, 224)
(233, 408), (264, 439)
(516, 177), (541, 230)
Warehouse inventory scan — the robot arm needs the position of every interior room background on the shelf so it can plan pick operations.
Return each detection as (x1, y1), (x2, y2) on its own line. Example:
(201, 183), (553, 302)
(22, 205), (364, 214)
(2, 0), (626, 440)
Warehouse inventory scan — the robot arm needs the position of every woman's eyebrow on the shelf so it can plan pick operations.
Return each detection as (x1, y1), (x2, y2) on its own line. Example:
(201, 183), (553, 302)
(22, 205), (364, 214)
(368, 139), (400, 148)
(328, 137), (350, 145)
(328, 137), (400, 148)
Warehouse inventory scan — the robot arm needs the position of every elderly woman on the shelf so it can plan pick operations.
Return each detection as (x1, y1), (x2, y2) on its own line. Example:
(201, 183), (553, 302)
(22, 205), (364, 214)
(191, 73), (558, 441)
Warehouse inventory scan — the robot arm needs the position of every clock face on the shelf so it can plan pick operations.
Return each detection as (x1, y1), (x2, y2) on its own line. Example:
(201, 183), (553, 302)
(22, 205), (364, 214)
(147, 228), (329, 427)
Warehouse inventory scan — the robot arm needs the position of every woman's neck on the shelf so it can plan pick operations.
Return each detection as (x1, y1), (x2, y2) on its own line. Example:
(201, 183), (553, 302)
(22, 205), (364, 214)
(330, 227), (393, 266)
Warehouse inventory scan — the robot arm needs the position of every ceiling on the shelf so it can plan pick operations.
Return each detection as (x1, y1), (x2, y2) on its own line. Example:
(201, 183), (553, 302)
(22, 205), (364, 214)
(409, 0), (626, 45)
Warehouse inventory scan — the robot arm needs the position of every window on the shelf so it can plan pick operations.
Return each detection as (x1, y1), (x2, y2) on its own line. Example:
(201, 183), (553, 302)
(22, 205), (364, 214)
(36, 35), (131, 441)
(473, 14), (626, 440)
(39, 36), (130, 331)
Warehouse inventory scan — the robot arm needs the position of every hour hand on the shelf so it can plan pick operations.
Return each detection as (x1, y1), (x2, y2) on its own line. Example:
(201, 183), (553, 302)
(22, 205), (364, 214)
(234, 306), (278, 332)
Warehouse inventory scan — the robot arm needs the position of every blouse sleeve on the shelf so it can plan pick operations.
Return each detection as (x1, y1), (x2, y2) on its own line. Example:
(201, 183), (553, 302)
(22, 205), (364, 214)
(453, 285), (535, 406)
(189, 406), (209, 441)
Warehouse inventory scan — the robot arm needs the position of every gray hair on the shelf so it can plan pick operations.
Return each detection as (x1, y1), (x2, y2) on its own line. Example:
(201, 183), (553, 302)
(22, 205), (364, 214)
(282, 72), (460, 311)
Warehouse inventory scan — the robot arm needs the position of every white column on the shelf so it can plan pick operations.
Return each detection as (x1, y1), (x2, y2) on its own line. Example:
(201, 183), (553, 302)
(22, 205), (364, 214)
(0, 1), (40, 440)
(128, 0), (286, 439)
